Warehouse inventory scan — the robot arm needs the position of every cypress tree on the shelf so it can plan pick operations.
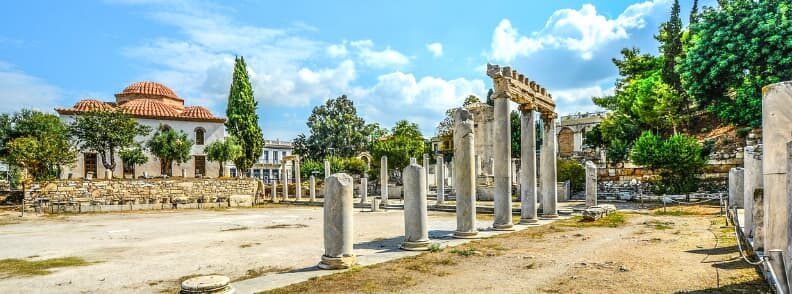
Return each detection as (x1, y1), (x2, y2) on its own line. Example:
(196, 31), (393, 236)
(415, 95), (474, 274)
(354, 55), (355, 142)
(226, 56), (263, 175)
(659, 0), (683, 91)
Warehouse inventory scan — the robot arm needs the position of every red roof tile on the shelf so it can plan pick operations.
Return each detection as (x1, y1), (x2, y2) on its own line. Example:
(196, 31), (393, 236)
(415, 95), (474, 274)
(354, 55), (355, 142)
(116, 81), (183, 101)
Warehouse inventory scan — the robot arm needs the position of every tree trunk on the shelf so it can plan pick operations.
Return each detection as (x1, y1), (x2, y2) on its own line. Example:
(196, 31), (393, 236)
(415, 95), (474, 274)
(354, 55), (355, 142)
(219, 162), (224, 177)
(108, 148), (116, 171)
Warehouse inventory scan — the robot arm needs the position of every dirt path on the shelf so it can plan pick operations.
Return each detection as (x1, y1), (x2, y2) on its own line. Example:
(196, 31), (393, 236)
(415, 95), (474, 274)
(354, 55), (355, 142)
(271, 206), (769, 293)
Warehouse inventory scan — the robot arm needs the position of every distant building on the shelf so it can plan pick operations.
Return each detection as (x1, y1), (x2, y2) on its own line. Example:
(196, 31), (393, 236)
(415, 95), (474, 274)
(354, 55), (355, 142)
(556, 111), (607, 159)
(244, 139), (294, 183)
(56, 81), (226, 179)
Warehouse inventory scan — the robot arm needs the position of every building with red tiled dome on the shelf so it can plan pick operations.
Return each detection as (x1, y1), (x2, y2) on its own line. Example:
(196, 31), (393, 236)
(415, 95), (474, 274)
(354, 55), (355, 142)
(55, 82), (227, 179)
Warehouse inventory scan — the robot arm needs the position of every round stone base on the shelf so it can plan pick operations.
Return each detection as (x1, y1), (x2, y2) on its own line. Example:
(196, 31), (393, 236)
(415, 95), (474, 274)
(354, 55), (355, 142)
(493, 223), (515, 231)
(318, 255), (356, 270)
(540, 214), (559, 219)
(400, 240), (431, 251)
(180, 275), (234, 294)
(453, 230), (479, 239)
(519, 218), (539, 225)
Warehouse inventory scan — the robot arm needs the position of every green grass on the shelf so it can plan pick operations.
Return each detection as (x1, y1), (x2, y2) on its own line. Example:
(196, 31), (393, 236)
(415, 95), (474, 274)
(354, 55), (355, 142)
(449, 247), (478, 257)
(0, 257), (93, 277)
(562, 212), (628, 228)
(644, 220), (674, 230)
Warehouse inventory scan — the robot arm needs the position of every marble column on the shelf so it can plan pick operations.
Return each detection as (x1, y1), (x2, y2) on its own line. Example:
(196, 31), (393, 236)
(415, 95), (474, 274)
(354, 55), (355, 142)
(585, 161), (597, 207)
(488, 157), (495, 176)
(511, 159), (518, 185)
(309, 175), (316, 202)
(744, 145), (763, 237)
(436, 155), (445, 205)
(360, 176), (368, 204)
(319, 173), (356, 270)
(423, 153), (430, 196)
(380, 156), (388, 205)
(762, 82), (791, 263)
(449, 160), (455, 188)
(401, 163), (430, 250)
(728, 168), (744, 208)
(474, 154), (481, 177)
(519, 108), (538, 224)
(453, 108), (478, 238)
(282, 164), (289, 200)
(540, 112), (558, 218)
(493, 93), (514, 230)
(271, 180), (279, 203)
(294, 159), (302, 201)
(324, 159), (331, 179)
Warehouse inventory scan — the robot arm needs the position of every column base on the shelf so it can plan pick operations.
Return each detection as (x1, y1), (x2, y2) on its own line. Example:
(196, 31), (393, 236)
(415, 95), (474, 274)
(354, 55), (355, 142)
(453, 230), (479, 239)
(318, 255), (356, 270)
(540, 214), (559, 219)
(400, 240), (431, 251)
(519, 218), (539, 224)
(493, 223), (515, 231)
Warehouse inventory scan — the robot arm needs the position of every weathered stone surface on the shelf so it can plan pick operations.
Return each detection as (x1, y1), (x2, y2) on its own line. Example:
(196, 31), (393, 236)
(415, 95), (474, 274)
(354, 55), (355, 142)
(229, 195), (252, 207)
(754, 188), (765, 252)
(423, 153), (430, 197)
(519, 108), (538, 224)
(585, 161), (597, 207)
(541, 113), (558, 217)
(728, 168), (744, 208)
(319, 174), (356, 270)
(763, 82), (792, 260)
(436, 155), (445, 205)
(309, 175), (316, 202)
(380, 156), (389, 204)
(401, 164), (430, 250)
(582, 204), (617, 221)
(453, 108), (478, 238)
(359, 177), (368, 204)
(180, 275), (233, 294)
(492, 93), (514, 230)
(744, 145), (762, 236)
(294, 159), (302, 201)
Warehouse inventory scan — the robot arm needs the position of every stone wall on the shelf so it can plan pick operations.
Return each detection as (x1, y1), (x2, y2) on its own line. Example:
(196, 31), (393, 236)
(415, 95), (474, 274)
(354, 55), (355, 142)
(28, 178), (260, 204)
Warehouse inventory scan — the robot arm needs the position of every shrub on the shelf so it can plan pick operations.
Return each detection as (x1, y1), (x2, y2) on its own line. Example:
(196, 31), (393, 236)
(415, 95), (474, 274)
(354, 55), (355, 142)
(557, 159), (585, 193)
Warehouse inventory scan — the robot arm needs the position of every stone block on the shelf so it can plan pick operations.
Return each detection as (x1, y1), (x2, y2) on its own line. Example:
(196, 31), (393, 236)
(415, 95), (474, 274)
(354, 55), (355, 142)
(229, 194), (253, 207)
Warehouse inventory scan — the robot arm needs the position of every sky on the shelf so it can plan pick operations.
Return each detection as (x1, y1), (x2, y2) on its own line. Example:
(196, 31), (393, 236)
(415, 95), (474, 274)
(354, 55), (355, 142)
(0, 0), (713, 140)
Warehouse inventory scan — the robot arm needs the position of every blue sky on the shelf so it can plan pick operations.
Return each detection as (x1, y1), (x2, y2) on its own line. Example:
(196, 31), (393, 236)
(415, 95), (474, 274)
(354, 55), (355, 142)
(0, 0), (712, 140)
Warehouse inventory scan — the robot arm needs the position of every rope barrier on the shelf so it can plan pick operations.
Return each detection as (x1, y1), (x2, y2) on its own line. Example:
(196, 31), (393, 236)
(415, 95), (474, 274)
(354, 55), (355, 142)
(729, 207), (764, 265)
(664, 197), (720, 205)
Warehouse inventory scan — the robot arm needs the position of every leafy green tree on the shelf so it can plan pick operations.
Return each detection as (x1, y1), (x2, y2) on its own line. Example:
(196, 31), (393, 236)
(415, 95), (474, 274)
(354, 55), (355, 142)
(511, 110), (520, 158)
(463, 95), (481, 106)
(146, 126), (193, 176)
(70, 110), (151, 174)
(372, 120), (426, 171)
(486, 88), (494, 106)
(680, 0), (792, 127)
(657, 0), (683, 91)
(119, 146), (147, 179)
(631, 131), (706, 194)
(294, 95), (374, 160)
(226, 56), (264, 173)
(204, 136), (242, 177)
(557, 159), (585, 193)
(2, 110), (75, 181)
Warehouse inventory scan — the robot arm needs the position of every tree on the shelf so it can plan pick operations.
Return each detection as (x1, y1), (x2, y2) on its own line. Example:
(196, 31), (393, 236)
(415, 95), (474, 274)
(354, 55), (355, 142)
(119, 146), (147, 179)
(372, 120), (426, 171)
(226, 56), (264, 173)
(463, 95), (481, 106)
(204, 136), (242, 177)
(294, 95), (374, 160)
(2, 110), (75, 182)
(657, 0), (683, 91)
(486, 88), (494, 106)
(70, 110), (151, 175)
(557, 159), (585, 193)
(680, 0), (792, 127)
(146, 126), (193, 176)
(630, 131), (706, 194)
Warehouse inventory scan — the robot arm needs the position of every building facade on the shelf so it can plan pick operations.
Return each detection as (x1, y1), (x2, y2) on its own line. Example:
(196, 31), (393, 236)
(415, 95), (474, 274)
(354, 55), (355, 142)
(55, 81), (226, 179)
(556, 112), (606, 159)
(244, 139), (294, 183)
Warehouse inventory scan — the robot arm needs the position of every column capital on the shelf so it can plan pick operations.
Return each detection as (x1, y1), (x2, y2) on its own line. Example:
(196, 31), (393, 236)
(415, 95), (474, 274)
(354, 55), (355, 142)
(518, 103), (536, 112)
(492, 91), (511, 100)
(540, 110), (557, 121)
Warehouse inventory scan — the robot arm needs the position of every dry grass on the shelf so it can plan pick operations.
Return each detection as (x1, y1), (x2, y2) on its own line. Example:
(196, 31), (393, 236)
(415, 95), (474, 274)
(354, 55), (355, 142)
(263, 224), (308, 229)
(651, 205), (720, 216)
(232, 266), (294, 282)
(559, 212), (629, 228)
(644, 220), (674, 230)
(0, 257), (93, 278)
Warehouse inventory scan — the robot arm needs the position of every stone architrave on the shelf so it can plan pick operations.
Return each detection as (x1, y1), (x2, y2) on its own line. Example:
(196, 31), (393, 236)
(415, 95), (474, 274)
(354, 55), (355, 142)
(453, 108), (479, 238)
(519, 108), (538, 224)
(492, 93), (514, 230)
(318, 173), (356, 270)
(309, 175), (316, 202)
(762, 82), (792, 260)
(380, 156), (388, 205)
(360, 177), (368, 204)
(744, 146), (762, 236)
(585, 161), (597, 207)
(423, 153), (430, 196)
(295, 159), (302, 201)
(728, 168), (744, 208)
(436, 155), (445, 205)
(540, 112), (559, 218)
(401, 163), (430, 250)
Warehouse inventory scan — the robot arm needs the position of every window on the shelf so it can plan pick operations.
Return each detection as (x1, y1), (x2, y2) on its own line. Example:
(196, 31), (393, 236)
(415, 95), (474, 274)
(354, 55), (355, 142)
(263, 151), (269, 163)
(195, 128), (205, 145)
(282, 151), (287, 158)
(194, 155), (206, 177)
(229, 167), (237, 177)
(273, 151), (279, 163)
(84, 153), (97, 178)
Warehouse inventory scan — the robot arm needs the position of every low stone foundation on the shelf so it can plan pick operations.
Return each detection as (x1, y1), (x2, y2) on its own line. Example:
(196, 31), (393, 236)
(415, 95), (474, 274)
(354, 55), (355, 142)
(27, 178), (260, 205)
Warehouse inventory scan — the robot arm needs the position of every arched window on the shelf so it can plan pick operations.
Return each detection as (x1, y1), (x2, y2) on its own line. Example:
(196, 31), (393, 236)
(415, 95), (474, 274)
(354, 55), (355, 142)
(195, 127), (205, 145)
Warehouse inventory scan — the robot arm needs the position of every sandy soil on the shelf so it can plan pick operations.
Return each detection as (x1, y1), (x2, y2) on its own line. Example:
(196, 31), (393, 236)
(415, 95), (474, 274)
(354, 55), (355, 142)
(272, 205), (769, 294)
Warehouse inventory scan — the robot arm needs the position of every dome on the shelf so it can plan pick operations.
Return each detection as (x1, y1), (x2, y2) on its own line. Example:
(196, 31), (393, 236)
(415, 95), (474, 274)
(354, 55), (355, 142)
(117, 81), (180, 100)
(181, 106), (217, 119)
(118, 99), (179, 117)
(72, 99), (114, 112)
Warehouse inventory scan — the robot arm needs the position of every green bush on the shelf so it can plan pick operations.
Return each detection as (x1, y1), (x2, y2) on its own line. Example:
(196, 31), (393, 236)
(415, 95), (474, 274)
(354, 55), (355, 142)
(736, 127), (752, 138)
(630, 131), (706, 194)
(557, 159), (585, 193)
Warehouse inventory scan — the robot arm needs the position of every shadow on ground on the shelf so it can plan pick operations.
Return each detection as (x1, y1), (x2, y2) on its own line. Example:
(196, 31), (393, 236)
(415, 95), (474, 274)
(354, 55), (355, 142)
(685, 245), (738, 255)
(674, 278), (770, 293)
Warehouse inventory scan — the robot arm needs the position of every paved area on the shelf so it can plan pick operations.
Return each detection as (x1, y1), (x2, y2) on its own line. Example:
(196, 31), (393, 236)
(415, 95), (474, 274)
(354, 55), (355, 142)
(0, 204), (565, 293)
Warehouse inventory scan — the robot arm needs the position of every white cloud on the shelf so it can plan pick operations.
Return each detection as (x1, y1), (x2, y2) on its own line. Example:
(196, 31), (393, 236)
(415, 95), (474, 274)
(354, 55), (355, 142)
(349, 40), (410, 68)
(352, 72), (485, 136)
(0, 62), (61, 113)
(326, 43), (348, 58)
(426, 42), (443, 57)
(550, 85), (613, 115)
(490, 0), (667, 62)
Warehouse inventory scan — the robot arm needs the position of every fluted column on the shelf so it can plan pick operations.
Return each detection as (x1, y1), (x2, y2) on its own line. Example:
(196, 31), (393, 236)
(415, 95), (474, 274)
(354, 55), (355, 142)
(540, 112), (558, 217)
(519, 107), (538, 224)
(493, 93), (513, 230)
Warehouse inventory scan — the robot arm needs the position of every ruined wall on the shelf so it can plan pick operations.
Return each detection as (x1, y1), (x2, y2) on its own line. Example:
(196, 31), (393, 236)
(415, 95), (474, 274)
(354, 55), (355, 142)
(28, 178), (260, 203)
